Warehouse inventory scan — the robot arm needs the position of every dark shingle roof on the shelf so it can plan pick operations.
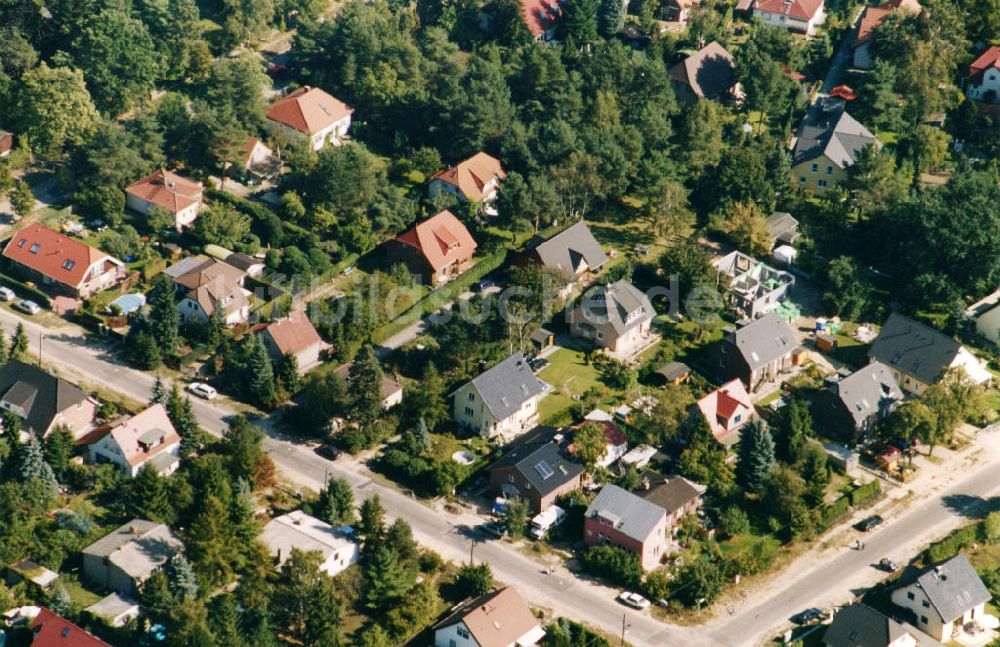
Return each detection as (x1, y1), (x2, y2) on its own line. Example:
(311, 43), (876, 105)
(641, 475), (705, 515)
(575, 280), (654, 336)
(868, 313), (962, 385)
(487, 440), (583, 497)
(911, 554), (991, 623)
(823, 603), (915, 647)
(727, 313), (798, 371)
(668, 41), (737, 99)
(0, 360), (88, 434)
(655, 361), (691, 382)
(792, 108), (878, 169)
(827, 362), (903, 426)
(529, 221), (608, 278)
(468, 352), (547, 421)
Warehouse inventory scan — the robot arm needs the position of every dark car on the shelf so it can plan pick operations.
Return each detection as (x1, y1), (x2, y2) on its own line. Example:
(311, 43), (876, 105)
(314, 444), (341, 461)
(474, 278), (496, 292)
(790, 608), (825, 625)
(478, 521), (507, 539)
(889, 437), (920, 452)
(878, 558), (899, 572)
(529, 358), (549, 372)
(855, 515), (884, 532)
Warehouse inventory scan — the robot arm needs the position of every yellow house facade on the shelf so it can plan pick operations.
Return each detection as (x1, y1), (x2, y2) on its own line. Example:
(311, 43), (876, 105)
(792, 153), (849, 192)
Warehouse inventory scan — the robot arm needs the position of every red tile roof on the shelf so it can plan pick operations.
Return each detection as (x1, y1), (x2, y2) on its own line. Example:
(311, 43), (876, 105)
(856, 0), (921, 45)
(970, 47), (1000, 79)
(106, 404), (181, 468)
(125, 169), (202, 214)
(430, 152), (506, 202)
(753, 0), (823, 21)
(517, 0), (563, 37)
(2, 223), (121, 290)
(829, 85), (858, 100)
(266, 86), (353, 135)
(263, 310), (324, 356)
(395, 210), (477, 272)
(433, 588), (542, 647)
(0, 130), (13, 155)
(30, 607), (111, 647)
(696, 379), (754, 444)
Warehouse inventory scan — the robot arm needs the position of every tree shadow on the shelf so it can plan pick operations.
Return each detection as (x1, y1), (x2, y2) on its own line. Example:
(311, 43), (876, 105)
(940, 494), (1000, 519)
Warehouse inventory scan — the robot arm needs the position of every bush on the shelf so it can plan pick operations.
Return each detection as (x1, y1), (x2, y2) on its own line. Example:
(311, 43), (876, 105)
(821, 495), (851, 529)
(0, 271), (52, 308)
(670, 557), (724, 607)
(581, 545), (642, 589)
(418, 551), (445, 574)
(718, 506), (751, 539)
(542, 618), (611, 647)
(925, 524), (979, 564)
(985, 512), (1000, 544)
(848, 479), (881, 508)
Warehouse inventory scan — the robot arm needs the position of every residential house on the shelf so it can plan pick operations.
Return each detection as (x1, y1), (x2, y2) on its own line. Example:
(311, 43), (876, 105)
(390, 210), (478, 285)
(2, 223), (125, 299)
(0, 129), (12, 157)
(791, 102), (879, 192)
(29, 608), (112, 647)
(641, 475), (707, 539)
(433, 587), (546, 647)
(967, 47), (1000, 103)
(454, 352), (548, 440)
(82, 520), (184, 596)
(890, 554), (992, 642)
(965, 288), (1000, 345)
(765, 212), (800, 248)
(823, 603), (942, 647)
(87, 404), (182, 478)
(260, 510), (359, 577)
(852, 0), (921, 69)
(868, 313), (993, 395)
(171, 257), (252, 326)
(713, 313), (800, 392)
(0, 360), (96, 439)
(749, 0), (825, 35)
(584, 484), (668, 571)
(616, 24), (653, 48)
(125, 169), (203, 230)
(811, 362), (903, 444)
(568, 280), (656, 359)
(714, 250), (795, 319)
(665, 0), (699, 23)
(266, 86), (353, 151)
(669, 41), (741, 104)
(515, 0), (564, 42)
(572, 410), (628, 468)
(233, 137), (278, 182)
(261, 310), (328, 375)
(696, 378), (758, 447)
(487, 436), (584, 513)
(85, 592), (140, 628)
(333, 362), (403, 410)
(429, 152), (506, 215)
(519, 220), (608, 295)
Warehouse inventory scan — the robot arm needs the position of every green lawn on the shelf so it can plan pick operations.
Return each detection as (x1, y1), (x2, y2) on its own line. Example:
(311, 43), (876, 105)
(63, 580), (103, 608)
(536, 347), (604, 422)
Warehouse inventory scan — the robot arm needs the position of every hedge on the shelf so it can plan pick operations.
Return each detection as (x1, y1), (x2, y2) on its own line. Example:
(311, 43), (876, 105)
(848, 479), (881, 508)
(925, 523), (980, 564)
(821, 495), (852, 530)
(0, 272), (52, 309)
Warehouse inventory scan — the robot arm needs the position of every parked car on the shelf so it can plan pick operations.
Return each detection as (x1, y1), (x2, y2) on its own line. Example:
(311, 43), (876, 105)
(187, 382), (218, 400)
(315, 444), (341, 461)
(478, 521), (507, 539)
(790, 608), (825, 625)
(855, 515), (884, 532)
(529, 505), (566, 539)
(13, 300), (40, 315)
(878, 558), (899, 572)
(0, 287), (15, 302)
(529, 358), (549, 372)
(617, 592), (651, 610)
(474, 278), (496, 292)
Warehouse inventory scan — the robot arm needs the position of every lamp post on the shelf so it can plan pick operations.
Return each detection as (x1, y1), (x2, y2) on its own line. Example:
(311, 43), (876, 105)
(620, 613), (631, 647)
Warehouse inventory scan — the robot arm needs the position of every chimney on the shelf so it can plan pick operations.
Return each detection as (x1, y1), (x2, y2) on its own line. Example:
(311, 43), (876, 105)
(167, 180), (176, 190)
(642, 477), (651, 491)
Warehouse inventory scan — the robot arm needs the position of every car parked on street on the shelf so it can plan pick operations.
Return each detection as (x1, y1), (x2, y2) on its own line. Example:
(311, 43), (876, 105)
(617, 592), (651, 610)
(478, 521), (507, 539)
(790, 608), (825, 625)
(855, 515), (884, 532)
(878, 557), (899, 572)
(187, 382), (218, 400)
(315, 444), (341, 461)
(13, 300), (40, 315)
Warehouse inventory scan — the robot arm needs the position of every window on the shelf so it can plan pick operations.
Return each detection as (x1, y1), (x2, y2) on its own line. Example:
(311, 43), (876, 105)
(450, 640), (457, 647)
(468, 392), (475, 401)
(799, 176), (806, 184)
(920, 615), (928, 625)
(62, 260), (75, 271)
(29, 243), (40, 254)
(464, 406), (474, 417)
(818, 179), (828, 189)
(826, 166), (833, 175)
(457, 627), (470, 639)
(810, 163), (818, 173)
(733, 414), (742, 424)
(907, 591), (915, 601)
(16, 239), (25, 248)
(921, 600), (929, 608)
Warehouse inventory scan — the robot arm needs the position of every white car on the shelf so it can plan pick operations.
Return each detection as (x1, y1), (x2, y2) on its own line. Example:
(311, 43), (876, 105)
(529, 505), (567, 540)
(13, 300), (40, 315)
(187, 382), (218, 400)
(0, 287), (15, 302)
(618, 592), (651, 610)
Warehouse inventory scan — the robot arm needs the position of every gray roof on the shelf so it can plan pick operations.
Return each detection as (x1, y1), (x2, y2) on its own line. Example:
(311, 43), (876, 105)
(655, 361), (691, 382)
(82, 520), (183, 581)
(163, 254), (213, 280)
(586, 484), (667, 543)
(642, 475), (706, 516)
(487, 439), (584, 497)
(576, 280), (655, 336)
(823, 604), (919, 647)
(868, 313), (962, 385)
(529, 221), (608, 278)
(469, 352), (547, 420)
(0, 360), (89, 435)
(911, 554), (991, 623)
(726, 313), (797, 371)
(792, 108), (878, 169)
(828, 362), (904, 426)
(668, 41), (737, 99)
(85, 592), (139, 622)
(224, 252), (263, 272)
(765, 212), (799, 244)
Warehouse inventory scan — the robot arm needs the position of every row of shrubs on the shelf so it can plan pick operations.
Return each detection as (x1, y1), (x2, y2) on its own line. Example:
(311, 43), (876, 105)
(0, 270), (52, 308)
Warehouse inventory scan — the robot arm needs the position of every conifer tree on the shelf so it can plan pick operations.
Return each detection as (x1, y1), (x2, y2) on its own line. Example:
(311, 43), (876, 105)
(127, 465), (173, 522)
(800, 443), (831, 507)
(186, 495), (234, 586)
(165, 553), (199, 600)
(735, 420), (775, 494)
(348, 344), (383, 425)
(363, 545), (412, 612)
(359, 494), (386, 551)
(150, 376), (167, 405)
(230, 478), (261, 547)
(147, 273), (180, 356)
(316, 477), (355, 527)
(0, 328), (8, 365)
(597, 0), (625, 37)
(9, 323), (28, 361)
(245, 334), (277, 408)
(17, 435), (59, 495)
(43, 426), (74, 477)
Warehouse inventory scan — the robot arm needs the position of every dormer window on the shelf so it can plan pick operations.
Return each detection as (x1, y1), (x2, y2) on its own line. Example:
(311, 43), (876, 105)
(29, 243), (40, 254)
(63, 260), (75, 271)
(16, 239), (25, 248)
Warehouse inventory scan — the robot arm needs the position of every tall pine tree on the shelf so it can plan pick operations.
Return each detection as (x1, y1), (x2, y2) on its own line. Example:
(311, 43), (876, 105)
(186, 494), (235, 586)
(244, 334), (277, 408)
(147, 274), (180, 356)
(597, 0), (625, 37)
(348, 345), (383, 425)
(165, 553), (199, 600)
(127, 465), (174, 522)
(735, 420), (775, 494)
(9, 323), (28, 361)
(17, 435), (59, 496)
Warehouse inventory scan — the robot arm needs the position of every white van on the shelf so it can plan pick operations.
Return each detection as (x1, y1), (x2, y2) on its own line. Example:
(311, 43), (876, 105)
(529, 505), (566, 540)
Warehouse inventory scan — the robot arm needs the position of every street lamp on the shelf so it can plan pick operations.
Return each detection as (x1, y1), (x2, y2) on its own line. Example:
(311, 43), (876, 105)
(620, 614), (631, 647)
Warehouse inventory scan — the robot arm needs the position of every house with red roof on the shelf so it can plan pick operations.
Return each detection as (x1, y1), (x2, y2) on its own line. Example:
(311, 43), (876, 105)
(429, 152), (506, 215)
(30, 607), (111, 647)
(851, 0), (921, 68)
(695, 379), (758, 447)
(967, 47), (1000, 104)
(266, 86), (353, 151)
(574, 409), (629, 468)
(261, 309), (329, 375)
(2, 223), (125, 299)
(87, 404), (181, 478)
(390, 210), (478, 285)
(516, 0), (564, 41)
(750, 0), (825, 36)
(433, 587), (546, 647)
(0, 129), (13, 158)
(125, 169), (203, 230)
